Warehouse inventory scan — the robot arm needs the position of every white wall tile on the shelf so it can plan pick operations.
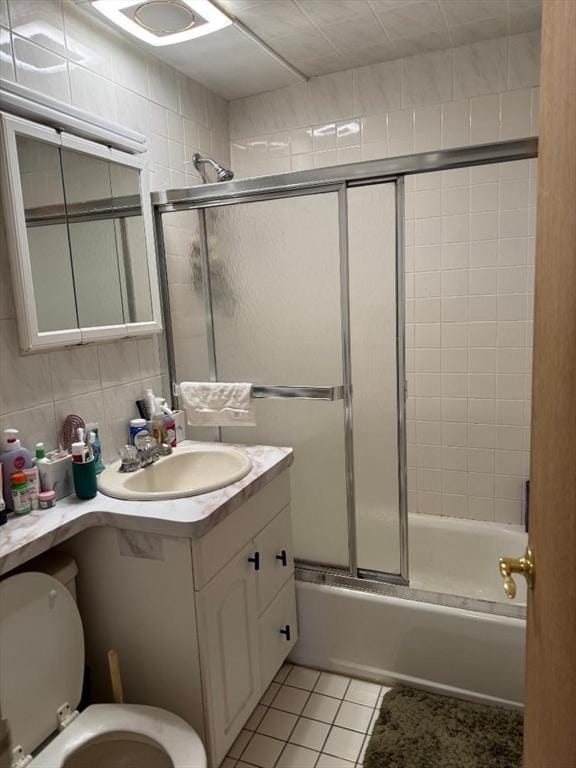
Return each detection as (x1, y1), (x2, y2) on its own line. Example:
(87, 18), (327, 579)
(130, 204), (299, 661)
(354, 59), (401, 115)
(453, 37), (508, 98)
(13, 35), (70, 102)
(402, 49), (452, 107)
(308, 70), (354, 123)
(509, 30), (540, 89)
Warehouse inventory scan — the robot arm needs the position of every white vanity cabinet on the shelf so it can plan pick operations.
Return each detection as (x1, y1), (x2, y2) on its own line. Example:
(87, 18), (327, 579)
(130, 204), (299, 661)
(194, 478), (297, 765)
(56, 470), (296, 768)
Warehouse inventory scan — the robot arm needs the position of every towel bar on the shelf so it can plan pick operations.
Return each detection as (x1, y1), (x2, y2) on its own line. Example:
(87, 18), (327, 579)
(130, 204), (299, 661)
(172, 383), (346, 401)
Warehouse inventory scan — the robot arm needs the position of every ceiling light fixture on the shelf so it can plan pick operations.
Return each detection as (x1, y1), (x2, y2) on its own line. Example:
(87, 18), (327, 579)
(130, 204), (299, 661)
(91, 0), (231, 46)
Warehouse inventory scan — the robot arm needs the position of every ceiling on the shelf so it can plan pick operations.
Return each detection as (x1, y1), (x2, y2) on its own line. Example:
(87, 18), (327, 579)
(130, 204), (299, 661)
(84, 0), (542, 100)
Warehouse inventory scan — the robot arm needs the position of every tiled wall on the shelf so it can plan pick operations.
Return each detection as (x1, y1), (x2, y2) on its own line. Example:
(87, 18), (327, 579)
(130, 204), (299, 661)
(0, 0), (230, 462)
(229, 33), (539, 175)
(405, 161), (535, 525)
(228, 31), (540, 525)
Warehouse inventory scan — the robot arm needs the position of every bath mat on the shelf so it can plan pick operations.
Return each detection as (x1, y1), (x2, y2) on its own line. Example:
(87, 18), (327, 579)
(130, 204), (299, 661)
(363, 687), (523, 768)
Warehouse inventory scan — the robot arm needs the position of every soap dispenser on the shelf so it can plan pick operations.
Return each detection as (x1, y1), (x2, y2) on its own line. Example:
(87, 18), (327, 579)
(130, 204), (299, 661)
(0, 429), (34, 512)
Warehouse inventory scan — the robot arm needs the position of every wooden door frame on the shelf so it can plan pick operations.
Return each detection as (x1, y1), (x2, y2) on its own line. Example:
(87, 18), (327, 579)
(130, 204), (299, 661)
(523, 2), (576, 766)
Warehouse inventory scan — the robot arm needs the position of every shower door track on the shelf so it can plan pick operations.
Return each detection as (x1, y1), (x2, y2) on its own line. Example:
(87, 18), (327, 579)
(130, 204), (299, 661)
(154, 137), (538, 613)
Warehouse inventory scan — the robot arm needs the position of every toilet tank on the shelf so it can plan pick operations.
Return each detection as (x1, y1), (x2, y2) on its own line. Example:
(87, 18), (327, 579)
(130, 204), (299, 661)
(4, 551), (79, 601)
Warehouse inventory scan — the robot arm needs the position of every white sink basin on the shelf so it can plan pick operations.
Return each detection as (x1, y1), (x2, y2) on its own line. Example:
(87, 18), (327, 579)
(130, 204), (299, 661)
(98, 444), (252, 501)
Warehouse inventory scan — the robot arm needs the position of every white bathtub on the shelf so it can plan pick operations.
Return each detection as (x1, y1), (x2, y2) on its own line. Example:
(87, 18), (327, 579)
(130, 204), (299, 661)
(292, 514), (528, 707)
(374, 512), (528, 604)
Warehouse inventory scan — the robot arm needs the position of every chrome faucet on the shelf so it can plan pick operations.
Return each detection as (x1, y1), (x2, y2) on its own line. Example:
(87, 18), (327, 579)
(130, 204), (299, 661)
(119, 437), (172, 472)
(138, 436), (173, 467)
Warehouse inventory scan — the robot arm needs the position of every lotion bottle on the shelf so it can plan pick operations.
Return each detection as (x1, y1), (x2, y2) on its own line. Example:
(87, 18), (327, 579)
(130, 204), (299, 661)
(0, 429), (33, 512)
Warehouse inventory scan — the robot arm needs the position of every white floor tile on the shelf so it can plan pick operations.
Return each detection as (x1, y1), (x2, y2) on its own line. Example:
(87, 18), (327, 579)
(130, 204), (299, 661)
(344, 679), (381, 707)
(220, 758), (237, 768)
(316, 754), (355, 768)
(261, 682), (280, 706)
(334, 701), (373, 733)
(257, 708), (298, 741)
(289, 717), (330, 751)
(246, 704), (267, 731)
(241, 733), (284, 768)
(302, 693), (340, 724)
(228, 729), (252, 759)
(276, 743), (320, 768)
(285, 666), (321, 691)
(314, 672), (351, 699)
(359, 733), (370, 761)
(274, 663), (293, 683)
(323, 726), (364, 762)
(272, 685), (309, 715)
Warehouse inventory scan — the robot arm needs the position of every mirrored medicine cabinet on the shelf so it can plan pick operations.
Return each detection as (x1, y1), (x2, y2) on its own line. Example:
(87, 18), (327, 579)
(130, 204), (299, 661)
(0, 112), (162, 352)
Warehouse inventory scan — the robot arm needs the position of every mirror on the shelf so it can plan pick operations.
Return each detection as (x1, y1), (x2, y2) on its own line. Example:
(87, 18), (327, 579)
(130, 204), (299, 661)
(16, 135), (78, 333)
(1, 113), (162, 351)
(109, 161), (154, 324)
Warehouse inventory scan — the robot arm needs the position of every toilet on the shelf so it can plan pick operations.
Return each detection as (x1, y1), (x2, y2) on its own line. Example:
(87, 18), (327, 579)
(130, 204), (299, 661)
(0, 560), (207, 768)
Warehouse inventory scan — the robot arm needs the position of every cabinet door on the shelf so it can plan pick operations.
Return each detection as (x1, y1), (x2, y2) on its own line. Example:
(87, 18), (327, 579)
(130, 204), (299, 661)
(197, 543), (261, 766)
(259, 577), (298, 689)
(255, 506), (294, 614)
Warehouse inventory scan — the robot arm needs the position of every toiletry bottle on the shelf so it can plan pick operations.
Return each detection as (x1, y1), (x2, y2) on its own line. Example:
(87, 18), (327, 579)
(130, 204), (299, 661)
(160, 401), (177, 448)
(151, 410), (168, 446)
(35, 443), (51, 492)
(23, 467), (40, 510)
(71, 442), (87, 463)
(11, 472), (32, 515)
(130, 418), (150, 449)
(0, 429), (33, 511)
(86, 423), (105, 473)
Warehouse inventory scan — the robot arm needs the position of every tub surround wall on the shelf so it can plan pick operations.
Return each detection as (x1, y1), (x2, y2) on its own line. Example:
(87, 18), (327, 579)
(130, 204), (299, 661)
(0, 0), (230, 462)
(229, 31), (540, 525)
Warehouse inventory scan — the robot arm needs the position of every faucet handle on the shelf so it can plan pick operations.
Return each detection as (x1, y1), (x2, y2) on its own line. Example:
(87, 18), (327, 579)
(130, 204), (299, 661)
(120, 445), (139, 473)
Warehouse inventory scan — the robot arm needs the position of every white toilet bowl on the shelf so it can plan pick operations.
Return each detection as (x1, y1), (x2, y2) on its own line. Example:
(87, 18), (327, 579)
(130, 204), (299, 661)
(0, 571), (206, 768)
(29, 704), (205, 768)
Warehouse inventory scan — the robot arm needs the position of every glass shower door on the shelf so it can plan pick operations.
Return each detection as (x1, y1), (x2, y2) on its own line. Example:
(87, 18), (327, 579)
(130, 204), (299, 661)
(205, 190), (350, 568)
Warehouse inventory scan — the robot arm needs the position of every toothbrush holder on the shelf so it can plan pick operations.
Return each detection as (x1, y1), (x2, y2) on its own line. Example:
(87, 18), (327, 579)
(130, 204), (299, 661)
(72, 457), (98, 500)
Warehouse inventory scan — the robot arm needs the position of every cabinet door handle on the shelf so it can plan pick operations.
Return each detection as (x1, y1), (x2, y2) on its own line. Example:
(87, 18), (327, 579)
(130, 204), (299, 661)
(280, 624), (291, 642)
(248, 551), (260, 571)
(276, 549), (288, 567)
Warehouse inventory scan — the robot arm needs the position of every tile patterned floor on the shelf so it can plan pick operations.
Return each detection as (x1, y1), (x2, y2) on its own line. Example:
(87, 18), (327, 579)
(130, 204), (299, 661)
(223, 664), (392, 768)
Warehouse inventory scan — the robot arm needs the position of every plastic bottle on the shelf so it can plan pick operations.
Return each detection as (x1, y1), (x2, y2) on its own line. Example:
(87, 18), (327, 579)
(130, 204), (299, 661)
(151, 410), (168, 446)
(11, 472), (32, 515)
(130, 418), (150, 449)
(0, 429), (34, 512)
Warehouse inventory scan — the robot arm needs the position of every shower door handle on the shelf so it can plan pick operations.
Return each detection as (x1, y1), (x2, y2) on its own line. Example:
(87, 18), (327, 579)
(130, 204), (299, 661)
(498, 546), (535, 599)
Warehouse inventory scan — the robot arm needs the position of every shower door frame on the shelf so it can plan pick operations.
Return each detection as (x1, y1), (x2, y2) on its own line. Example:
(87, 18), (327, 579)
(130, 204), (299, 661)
(153, 137), (538, 619)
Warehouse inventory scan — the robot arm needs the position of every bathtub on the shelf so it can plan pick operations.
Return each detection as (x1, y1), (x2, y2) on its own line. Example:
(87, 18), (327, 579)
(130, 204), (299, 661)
(292, 514), (527, 708)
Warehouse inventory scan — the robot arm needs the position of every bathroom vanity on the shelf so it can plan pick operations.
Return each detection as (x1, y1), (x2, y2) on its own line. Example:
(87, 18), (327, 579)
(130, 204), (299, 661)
(0, 443), (295, 767)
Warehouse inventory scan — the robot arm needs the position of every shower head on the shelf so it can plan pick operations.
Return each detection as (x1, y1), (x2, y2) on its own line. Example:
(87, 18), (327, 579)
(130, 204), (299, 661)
(193, 152), (234, 183)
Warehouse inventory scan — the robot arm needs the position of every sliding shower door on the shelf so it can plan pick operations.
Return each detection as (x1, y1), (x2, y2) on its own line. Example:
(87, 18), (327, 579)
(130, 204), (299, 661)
(158, 179), (405, 580)
(205, 190), (349, 568)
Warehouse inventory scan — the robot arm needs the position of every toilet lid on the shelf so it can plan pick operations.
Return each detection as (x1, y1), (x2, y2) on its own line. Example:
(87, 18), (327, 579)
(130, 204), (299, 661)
(0, 572), (84, 756)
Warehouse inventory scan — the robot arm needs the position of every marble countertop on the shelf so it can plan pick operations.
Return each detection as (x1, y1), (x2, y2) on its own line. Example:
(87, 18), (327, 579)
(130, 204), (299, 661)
(0, 442), (293, 576)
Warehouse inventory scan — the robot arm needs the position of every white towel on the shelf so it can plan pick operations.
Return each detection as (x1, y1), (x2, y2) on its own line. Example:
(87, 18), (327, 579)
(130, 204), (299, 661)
(179, 382), (256, 427)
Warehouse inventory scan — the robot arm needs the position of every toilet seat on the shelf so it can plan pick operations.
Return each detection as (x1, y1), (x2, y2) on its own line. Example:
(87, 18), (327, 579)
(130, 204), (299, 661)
(29, 704), (206, 768)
